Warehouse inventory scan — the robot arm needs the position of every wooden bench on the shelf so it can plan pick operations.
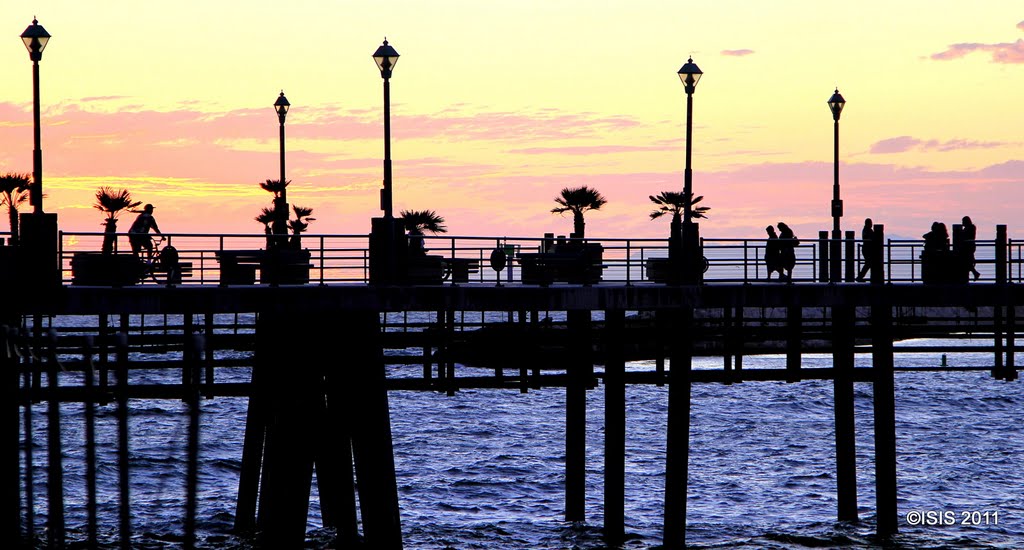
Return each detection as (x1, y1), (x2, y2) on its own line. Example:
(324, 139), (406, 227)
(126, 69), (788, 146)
(216, 249), (312, 285)
(443, 258), (480, 283)
(518, 244), (605, 285)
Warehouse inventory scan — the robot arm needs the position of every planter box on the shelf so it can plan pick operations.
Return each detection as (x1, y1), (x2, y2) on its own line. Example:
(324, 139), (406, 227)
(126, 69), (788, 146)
(71, 252), (142, 286)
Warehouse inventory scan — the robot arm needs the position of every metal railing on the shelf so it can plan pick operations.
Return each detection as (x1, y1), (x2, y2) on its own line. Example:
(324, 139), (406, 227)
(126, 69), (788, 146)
(54, 230), (1015, 286)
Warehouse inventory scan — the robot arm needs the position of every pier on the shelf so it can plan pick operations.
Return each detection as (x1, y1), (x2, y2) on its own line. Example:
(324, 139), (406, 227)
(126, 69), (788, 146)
(4, 230), (1022, 548)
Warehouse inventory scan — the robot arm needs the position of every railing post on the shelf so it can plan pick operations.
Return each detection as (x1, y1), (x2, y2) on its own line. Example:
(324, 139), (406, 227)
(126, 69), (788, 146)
(818, 231), (829, 282)
(319, 236), (325, 286)
(844, 230), (856, 282)
(996, 225), (1008, 285)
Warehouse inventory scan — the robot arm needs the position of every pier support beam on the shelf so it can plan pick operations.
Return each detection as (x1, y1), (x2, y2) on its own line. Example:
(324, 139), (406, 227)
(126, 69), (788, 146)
(347, 311), (403, 549)
(603, 309), (626, 544)
(2, 327), (20, 545)
(565, 309), (590, 522)
(871, 303), (898, 537)
(255, 313), (317, 547)
(832, 305), (857, 521)
(663, 307), (693, 549)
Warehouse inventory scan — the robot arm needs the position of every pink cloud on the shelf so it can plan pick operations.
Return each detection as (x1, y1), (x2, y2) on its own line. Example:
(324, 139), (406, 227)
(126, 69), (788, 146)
(1018, 20), (1024, 31)
(869, 136), (1010, 154)
(932, 39), (1024, 64)
(721, 49), (755, 57)
(506, 144), (669, 155)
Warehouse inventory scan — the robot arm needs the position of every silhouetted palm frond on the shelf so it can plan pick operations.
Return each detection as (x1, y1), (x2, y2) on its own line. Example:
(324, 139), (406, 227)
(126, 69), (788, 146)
(400, 209), (448, 234)
(551, 186), (607, 216)
(649, 191), (709, 220)
(259, 178), (290, 197)
(255, 207), (275, 227)
(94, 187), (142, 220)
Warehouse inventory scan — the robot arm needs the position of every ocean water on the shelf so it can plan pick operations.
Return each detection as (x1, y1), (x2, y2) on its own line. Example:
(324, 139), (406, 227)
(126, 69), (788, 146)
(16, 317), (1024, 549)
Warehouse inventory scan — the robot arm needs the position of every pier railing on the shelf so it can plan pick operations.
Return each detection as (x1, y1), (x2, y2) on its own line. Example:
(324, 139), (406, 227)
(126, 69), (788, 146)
(54, 230), (1015, 286)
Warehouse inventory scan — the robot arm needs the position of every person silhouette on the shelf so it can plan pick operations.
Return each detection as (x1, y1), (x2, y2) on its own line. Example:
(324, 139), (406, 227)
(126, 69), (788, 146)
(764, 225), (783, 281)
(856, 218), (877, 282)
(128, 203), (161, 259)
(961, 215), (980, 281)
(922, 221), (950, 283)
(776, 222), (798, 282)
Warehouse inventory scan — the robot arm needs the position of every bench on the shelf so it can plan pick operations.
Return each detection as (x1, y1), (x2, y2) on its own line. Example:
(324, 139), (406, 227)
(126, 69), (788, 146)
(518, 243), (605, 285)
(216, 249), (312, 285)
(443, 258), (480, 283)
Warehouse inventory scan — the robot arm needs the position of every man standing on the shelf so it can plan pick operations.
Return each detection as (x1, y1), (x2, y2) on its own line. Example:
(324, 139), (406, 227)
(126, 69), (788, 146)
(856, 218), (876, 282)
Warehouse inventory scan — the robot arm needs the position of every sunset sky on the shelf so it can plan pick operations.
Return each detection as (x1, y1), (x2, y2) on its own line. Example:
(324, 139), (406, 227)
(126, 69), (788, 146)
(1, 1), (1022, 241)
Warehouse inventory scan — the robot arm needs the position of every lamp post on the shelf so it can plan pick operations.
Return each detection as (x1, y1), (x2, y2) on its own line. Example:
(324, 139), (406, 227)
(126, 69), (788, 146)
(369, 39), (400, 284)
(677, 57), (702, 283)
(828, 88), (846, 282)
(373, 39), (399, 219)
(273, 91), (290, 240)
(21, 17), (50, 214)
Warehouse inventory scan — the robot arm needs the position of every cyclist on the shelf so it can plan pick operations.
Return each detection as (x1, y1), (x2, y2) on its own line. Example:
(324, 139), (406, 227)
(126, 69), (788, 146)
(129, 203), (162, 259)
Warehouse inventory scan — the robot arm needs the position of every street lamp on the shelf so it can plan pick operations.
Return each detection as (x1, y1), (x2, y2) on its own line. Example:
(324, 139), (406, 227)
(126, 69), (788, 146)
(368, 39), (401, 285)
(373, 38), (399, 219)
(273, 91), (290, 240)
(676, 57), (702, 284)
(678, 57), (702, 224)
(828, 88), (846, 282)
(21, 17), (50, 213)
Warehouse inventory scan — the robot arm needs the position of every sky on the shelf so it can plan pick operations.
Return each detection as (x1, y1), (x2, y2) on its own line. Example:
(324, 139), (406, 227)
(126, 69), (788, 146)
(1, 1), (1022, 242)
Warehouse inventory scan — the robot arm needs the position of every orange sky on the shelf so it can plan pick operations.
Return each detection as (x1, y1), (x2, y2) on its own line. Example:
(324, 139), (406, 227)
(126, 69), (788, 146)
(1, 3), (1022, 242)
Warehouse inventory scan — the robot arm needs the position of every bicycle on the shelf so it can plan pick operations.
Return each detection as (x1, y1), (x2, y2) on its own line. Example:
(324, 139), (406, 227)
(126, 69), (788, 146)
(137, 236), (183, 285)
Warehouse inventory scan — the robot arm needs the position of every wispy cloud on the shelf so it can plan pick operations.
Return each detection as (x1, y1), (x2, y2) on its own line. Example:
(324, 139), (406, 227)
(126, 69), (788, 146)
(721, 49), (755, 57)
(931, 23), (1024, 63)
(505, 144), (669, 155)
(869, 136), (1010, 154)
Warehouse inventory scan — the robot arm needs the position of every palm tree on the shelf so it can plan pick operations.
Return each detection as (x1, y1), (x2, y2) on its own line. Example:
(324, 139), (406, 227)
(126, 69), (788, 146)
(0, 172), (31, 245)
(649, 191), (709, 224)
(260, 178), (291, 242)
(400, 209), (447, 256)
(255, 206), (275, 249)
(400, 209), (447, 235)
(551, 186), (606, 239)
(288, 205), (315, 249)
(94, 187), (142, 254)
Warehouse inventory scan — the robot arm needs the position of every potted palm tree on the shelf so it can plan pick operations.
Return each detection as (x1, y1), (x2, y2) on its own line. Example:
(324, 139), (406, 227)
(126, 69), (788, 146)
(647, 191), (709, 282)
(0, 172), (31, 246)
(400, 209), (448, 283)
(288, 205), (316, 250)
(255, 206), (275, 249)
(551, 185), (606, 239)
(259, 178), (290, 249)
(71, 187), (144, 285)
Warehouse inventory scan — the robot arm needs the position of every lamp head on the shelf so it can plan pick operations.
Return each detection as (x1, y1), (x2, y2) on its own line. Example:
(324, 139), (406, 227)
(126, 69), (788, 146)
(20, 17), (50, 61)
(373, 38), (400, 79)
(274, 91), (290, 123)
(677, 57), (702, 93)
(828, 88), (846, 121)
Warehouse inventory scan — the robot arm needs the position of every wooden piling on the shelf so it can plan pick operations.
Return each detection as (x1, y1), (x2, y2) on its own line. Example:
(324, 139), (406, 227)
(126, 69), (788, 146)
(2, 327), (21, 545)
(565, 309), (589, 522)
(234, 350), (266, 533)
(254, 314), (318, 547)
(116, 332), (132, 550)
(663, 307), (693, 549)
(603, 309), (626, 545)
(993, 305), (1004, 379)
(831, 305), (858, 521)
(347, 311), (403, 549)
(323, 366), (360, 547)
(83, 337), (99, 547)
(44, 331), (66, 548)
(871, 302), (898, 537)
(184, 335), (203, 550)
(22, 329), (36, 545)
(786, 306), (802, 382)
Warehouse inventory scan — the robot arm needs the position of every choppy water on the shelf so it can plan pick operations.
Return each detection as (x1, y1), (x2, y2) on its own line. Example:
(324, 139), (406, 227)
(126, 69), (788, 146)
(17, 318), (1024, 549)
